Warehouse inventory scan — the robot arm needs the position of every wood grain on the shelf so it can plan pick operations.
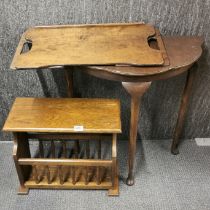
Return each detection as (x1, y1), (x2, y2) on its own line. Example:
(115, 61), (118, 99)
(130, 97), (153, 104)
(10, 23), (168, 69)
(85, 36), (203, 79)
(3, 98), (121, 133)
(18, 159), (113, 167)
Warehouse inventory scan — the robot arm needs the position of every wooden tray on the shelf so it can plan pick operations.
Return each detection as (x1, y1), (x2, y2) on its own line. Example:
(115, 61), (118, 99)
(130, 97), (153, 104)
(11, 23), (169, 69)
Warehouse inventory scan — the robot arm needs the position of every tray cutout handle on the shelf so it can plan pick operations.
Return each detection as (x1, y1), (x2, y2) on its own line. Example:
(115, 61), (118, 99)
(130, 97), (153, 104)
(147, 36), (160, 50)
(20, 39), (32, 54)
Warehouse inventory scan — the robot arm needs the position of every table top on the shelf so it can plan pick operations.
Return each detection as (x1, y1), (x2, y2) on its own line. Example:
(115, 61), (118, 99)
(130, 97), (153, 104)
(3, 98), (121, 133)
(10, 23), (168, 69)
(84, 36), (203, 82)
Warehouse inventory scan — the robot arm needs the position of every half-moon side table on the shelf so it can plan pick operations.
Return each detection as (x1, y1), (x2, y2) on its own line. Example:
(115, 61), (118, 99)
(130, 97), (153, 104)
(75, 36), (203, 186)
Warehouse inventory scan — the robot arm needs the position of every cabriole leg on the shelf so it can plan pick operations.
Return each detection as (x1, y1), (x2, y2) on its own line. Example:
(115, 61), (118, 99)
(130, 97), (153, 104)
(122, 82), (151, 186)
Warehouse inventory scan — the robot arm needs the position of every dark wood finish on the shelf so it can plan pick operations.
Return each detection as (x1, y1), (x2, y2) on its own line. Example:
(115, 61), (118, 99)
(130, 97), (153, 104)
(122, 82), (151, 185)
(171, 64), (198, 154)
(82, 36), (203, 185)
(3, 98), (121, 134)
(11, 23), (168, 69)
(85, 37), (203, 81)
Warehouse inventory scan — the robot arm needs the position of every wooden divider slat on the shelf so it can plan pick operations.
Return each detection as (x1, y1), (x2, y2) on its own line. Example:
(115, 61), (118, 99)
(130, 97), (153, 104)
(72, 166), (76, 185)
(98, 140), (101, 158)
(72, 141), (79, 185)
(62, 141), (67, 158)
(39, 140), (44, 158)
(85, 167), (88, 185)
(51, 141), (55, 158)
(111, 134), (117, 187)
(33, 165), (39, 184)
(86, 140), (90, 158)
(97, 140), (101, 185)
(46, 166), (51, 184)
(59, 166), (64, 185)
(85, 141), (90, 185)
(74, 140), (79, 158)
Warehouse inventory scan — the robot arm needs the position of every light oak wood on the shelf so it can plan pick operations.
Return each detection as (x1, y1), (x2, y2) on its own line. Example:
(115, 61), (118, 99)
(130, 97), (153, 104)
(5, 99), (120, 195)
(18, 159), (113, 167)
(13, 136), (119, 195)
(3, 98), (121, 133)
(18, 185), (29, 195)
(13, 133), (31, 188)
(11, 23), (168, 69)
(108, 162), (119, 196)
(46, 166), (51, 184)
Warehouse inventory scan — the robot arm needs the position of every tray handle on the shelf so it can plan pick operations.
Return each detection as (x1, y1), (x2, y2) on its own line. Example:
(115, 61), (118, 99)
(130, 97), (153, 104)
(10, 33), (33, 69)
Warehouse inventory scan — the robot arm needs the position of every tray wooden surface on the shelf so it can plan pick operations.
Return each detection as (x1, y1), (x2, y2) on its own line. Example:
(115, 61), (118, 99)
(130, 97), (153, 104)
(11, 23), (168, 69)
(3, 98), (121, 133)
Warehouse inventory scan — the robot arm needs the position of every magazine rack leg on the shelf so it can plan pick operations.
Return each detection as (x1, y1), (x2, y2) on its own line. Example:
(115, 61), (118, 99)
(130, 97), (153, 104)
(108, 134), (119, 196)
(13, 132), (31, 194)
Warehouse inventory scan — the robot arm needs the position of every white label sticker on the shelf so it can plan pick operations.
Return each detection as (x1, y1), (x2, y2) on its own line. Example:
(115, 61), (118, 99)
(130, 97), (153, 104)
(73, 125), (84, 131)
